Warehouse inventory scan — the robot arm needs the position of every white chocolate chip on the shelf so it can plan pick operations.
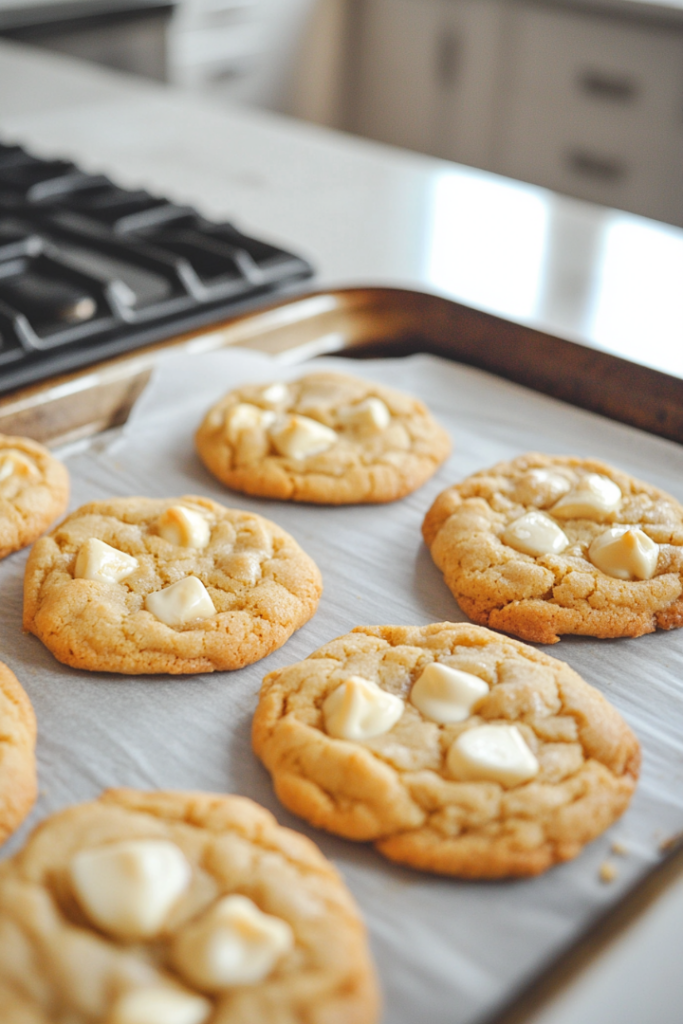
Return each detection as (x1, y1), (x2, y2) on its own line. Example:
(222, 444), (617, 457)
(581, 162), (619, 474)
(322, 676), (404, 741)
(180, 501), (214, 516)
(588, 526), (659, 580)
(269, 414), (337, 459)
(513, 468), (572, 508)
(172, 894), (294, 992)
(524, 468), (571, 498)
(157, 506), (211, 549)
(500, 511), (569, 557)
(337, 397), (391, 431)
(447, 724), (539, 787)
(224, 403), (276, 443)
(70, 840), (191, 940)
(145, 577), (216, 627)
(551, 474), (622, 520)
(74, 539), (139, 585)
(259, 382), (290, 406)
(410, 663), (489, 724)
(110, 987), (211, 1024)
(0, 450), (39, 484)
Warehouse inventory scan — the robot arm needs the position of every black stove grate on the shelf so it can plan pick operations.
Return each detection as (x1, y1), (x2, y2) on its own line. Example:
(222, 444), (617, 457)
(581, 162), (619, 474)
(0, 141), (313, 394)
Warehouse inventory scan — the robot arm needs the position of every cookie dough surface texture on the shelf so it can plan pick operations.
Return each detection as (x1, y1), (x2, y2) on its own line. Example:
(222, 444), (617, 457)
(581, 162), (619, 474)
(195, 371), (451, 504)
(253, 623), (640, 878)
(0, 789), (379, 1024)
(422, 453), (683, 643)
(0, 434), (69, 559)
(23, 496), (322, 674)
(0, 662), (37, 846)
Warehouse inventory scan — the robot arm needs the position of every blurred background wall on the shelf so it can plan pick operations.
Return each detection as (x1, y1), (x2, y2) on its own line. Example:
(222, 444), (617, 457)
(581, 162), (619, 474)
(1, 0), (681, 226)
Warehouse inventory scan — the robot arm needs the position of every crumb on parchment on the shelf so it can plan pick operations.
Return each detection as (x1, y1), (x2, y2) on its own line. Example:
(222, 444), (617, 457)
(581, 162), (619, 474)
(600, 860), (619, 883)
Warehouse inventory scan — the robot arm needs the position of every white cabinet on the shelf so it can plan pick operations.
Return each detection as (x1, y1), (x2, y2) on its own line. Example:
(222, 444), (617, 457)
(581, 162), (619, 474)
(167, 0), (322, 113)
(353, 0), (503, 169)
(432, 0), (504, 169)
(351, 0), (683, 226)
(354, 0), (443, 153)
(497, 5), (683, 226)
(167, 0), (263, 90)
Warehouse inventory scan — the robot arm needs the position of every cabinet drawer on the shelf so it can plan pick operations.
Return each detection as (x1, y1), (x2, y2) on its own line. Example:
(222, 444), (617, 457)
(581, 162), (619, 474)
(354, 0), (502, 168)
(168, 20), (264, 80)
(354, 0), (443, 153)
(173, 0), (258, 32)
(498, 5), (683, 224)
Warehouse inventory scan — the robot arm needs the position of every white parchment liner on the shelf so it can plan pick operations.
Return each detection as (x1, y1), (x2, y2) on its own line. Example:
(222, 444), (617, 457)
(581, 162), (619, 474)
(2, 349), (683, 1024)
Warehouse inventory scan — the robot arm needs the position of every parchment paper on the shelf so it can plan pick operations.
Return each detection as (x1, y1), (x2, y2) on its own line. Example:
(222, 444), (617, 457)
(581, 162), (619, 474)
(2, 349), (683, 1024)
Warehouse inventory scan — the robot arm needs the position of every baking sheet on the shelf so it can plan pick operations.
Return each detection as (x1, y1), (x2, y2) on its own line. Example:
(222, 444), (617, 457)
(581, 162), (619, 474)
(2, 348), (683, 1024)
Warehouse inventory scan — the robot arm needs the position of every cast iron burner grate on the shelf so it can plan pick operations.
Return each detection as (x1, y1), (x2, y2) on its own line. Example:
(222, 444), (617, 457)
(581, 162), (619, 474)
(0, 141), (313, 395)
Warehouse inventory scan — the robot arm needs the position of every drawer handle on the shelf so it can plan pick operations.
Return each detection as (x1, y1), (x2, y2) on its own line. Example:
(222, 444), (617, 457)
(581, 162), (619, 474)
(436, 30), (460, 88)
(205, 64), (250, 84)
(578, 70), (639, 103)
(565, 150), (627, 183)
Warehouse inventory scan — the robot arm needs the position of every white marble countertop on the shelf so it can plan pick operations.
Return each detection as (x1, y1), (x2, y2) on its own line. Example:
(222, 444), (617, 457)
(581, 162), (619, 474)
(1, 40), (683, 1024)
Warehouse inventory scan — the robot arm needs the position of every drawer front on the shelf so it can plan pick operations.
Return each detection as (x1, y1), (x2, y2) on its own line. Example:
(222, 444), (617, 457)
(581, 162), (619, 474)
(354, 0), (443, 153)
(433, 0), (503, 170)
(355, 0), (503, 166)
(167, 16), (264, 81)
(173, 0), (258, 33)
(498, 4), (683, 224)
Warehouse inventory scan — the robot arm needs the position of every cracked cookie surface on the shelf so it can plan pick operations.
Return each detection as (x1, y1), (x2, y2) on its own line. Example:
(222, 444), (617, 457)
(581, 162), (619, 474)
(195, 371), (451, 504)
(0, 788), (379, 1024)
(0, 434), (68, 559)
(23, 496), (322, 674)
(0, 662), (37, 846)
(252, 623), (640, 878)
(423, 453), (683, 643)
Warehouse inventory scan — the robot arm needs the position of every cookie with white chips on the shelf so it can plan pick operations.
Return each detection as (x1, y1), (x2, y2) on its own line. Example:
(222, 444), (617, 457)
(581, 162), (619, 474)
(23, 496), (321, 673)
(0, 661), (37, 846)
(0, 434), (68, 559)
(0, 789), (379, 1024)
(195, 371), (451, 503)
(253, 622), (640, 878)
(423, 453), (683, 643)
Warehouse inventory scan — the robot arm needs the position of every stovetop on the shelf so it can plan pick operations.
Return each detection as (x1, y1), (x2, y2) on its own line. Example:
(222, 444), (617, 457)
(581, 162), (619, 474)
(0, 141), (313, 396)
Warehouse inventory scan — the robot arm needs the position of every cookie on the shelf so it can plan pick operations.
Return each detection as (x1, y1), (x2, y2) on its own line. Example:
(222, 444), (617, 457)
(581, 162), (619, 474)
(23, 496), (322, 674)
(0, 434), (68, 559)
(0, 662), (37, 846)
(0, 789), (380, 1024)
(253, 623), (640, 878)
(195, 371), (451, 503)
(422, 453), (683, 643)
